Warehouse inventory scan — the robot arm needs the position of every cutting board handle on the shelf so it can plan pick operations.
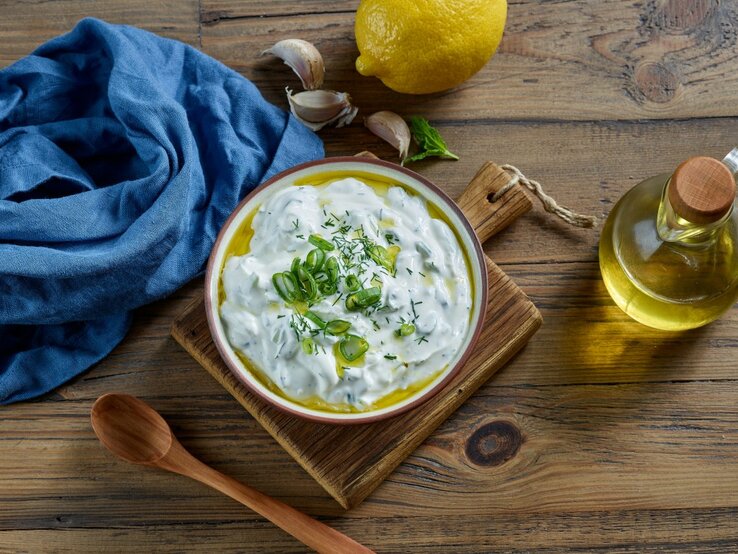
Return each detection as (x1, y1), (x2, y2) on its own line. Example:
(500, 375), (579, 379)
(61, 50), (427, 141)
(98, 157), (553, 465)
(455, 162), (533, 244)
(354, 153), (532, 245)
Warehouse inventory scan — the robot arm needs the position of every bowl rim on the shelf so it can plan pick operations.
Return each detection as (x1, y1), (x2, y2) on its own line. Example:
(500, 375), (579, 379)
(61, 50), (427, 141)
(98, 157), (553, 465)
(204, 156), (488, 424)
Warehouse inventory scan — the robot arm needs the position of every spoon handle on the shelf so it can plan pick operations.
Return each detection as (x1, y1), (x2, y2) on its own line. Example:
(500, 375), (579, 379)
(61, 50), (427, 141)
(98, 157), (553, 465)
(159, 441), (374, 554)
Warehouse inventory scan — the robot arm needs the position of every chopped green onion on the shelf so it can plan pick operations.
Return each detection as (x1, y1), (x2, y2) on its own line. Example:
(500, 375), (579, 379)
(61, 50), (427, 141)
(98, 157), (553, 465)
(345, 274), (361, 292)
(303, 310), (326, 329)
(313, 270), (329, 284)
(290, 257), (301, 277)
(367, 244), (398, 273)
(384, 354), (397, 360)
(339, 334), (369, 361)
(396, 323), (415, 337)
(296, 264), (318, 301)
(308, 234), (335, 251)
(325, 257), (339, 283)
(305, 248), (326, 273)
(301, 337), (314, 355)
(345, 287), (382, 311)
(325, 319), (351, 336)
(272, 272), (302, 303)
(319, 281), (338, 296)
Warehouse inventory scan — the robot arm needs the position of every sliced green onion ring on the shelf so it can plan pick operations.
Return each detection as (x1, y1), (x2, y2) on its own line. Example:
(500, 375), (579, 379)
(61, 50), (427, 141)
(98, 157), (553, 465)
(325, 319), (351, 336)
(308, 234), (335, 251)
(345, 287), (382, 311)
(338, 334), (369, 361)
(296, 264), (318, 300)
(303, 310), (326, 329)
(319, 281), (337, 296)
(325, 257), (339, 283)
(313, 270), (330, 284)
(291, 257), (301, 276)
(344, 274), (361, 292)
(272, 272), (301, 303)
(305, 248), (326, 273)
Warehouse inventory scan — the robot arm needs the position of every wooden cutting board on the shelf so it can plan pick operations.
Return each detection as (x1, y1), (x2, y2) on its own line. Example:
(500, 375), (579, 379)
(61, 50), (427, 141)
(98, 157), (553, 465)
(171, 160), (542, 509)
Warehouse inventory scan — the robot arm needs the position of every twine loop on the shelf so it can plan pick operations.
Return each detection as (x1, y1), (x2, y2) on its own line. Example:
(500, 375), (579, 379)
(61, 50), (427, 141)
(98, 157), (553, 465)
(492, 164), (597, 228)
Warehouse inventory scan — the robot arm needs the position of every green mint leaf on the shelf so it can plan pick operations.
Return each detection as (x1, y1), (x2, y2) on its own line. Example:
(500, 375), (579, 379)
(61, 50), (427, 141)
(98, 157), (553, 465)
(403, 116), (459, 164)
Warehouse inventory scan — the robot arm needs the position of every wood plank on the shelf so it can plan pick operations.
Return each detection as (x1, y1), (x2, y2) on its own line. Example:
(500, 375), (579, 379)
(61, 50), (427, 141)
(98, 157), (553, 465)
(2, 509), (738, 553)
(500, 260), (738, 385)
(2, 379), (737, 527)
(0, 0), (200, 67)
(201, 0), (359, 21)
(200, 0), (738, 121)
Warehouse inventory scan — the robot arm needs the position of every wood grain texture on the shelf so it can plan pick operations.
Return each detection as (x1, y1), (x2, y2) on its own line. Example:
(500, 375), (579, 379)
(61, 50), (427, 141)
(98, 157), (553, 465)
(2, 0), (738, 552)
(3, 510), (738, 553)
(457, 162), (533, 242)
(200, 0), (738, 121)
(0, 0), (200, 66)
(669, 156), (736, 223)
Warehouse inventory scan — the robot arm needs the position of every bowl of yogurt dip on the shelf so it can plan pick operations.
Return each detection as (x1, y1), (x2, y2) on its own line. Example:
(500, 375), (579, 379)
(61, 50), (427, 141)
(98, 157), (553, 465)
(205, 157), (488, 424)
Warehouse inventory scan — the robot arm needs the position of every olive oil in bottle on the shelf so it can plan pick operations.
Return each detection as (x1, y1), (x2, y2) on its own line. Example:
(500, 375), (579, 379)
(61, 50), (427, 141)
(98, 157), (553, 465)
(599, 151), (738, 330)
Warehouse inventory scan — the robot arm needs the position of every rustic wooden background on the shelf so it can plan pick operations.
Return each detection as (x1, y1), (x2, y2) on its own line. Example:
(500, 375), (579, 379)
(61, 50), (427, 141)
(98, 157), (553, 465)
(2, 1), (738, 552)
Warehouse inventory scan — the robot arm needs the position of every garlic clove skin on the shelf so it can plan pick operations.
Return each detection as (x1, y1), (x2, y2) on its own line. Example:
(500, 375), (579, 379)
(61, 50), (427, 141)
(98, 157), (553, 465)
(335, 105), (359, 129)
(286, 88), (358, 131)
(364, 111), (411, 160)
(263, 39), (324, 90)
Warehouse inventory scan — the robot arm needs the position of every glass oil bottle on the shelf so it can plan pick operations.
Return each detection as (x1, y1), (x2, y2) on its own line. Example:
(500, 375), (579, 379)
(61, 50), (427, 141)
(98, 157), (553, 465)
(599, 150), (738, 330)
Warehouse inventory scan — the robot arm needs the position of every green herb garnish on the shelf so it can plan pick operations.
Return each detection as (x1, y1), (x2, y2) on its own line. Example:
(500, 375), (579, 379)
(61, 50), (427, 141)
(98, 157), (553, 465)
(305, 248), (326, 273)
(404, 116), (459, 164)
(345, 274), (361, 292)
(296, 264), (318, 301)
(325, 319), (351, 336)
(325, 257), (339, 282)
(272, 272), (302, 303)
(303, 310), (326, 329)
(301, 337), (314, 355)
(367, 244), (397, 274)
(339, 334), (369, 362)
(308, 234), (335, 251)
(345, 287), (382, 311)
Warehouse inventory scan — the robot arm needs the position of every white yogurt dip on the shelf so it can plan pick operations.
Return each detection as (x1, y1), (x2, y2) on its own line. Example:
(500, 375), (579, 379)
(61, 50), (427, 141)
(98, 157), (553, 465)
(219, 177), (472, 412)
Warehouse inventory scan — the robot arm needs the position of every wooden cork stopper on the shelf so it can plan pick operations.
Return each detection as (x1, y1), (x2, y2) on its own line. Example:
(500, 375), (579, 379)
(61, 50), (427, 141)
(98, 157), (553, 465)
(668, 156), (736, 224)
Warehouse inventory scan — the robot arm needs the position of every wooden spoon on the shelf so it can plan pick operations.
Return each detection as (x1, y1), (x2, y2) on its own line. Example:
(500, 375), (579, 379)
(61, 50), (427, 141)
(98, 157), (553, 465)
(91, 393), (374, 554)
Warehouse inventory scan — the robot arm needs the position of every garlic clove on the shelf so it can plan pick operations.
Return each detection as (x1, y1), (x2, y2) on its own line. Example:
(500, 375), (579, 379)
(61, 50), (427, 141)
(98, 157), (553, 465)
(286, 88), (358, 131)
(263, 39), (324, 90)
(364, 111), (411, 160)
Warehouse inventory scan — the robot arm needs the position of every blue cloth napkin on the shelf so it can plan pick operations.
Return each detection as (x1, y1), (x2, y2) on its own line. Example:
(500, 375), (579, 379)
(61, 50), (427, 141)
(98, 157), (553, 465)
(0, 18), (324, 404)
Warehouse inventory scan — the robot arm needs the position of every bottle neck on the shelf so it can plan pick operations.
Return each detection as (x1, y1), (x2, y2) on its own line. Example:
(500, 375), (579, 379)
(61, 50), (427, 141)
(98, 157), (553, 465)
(656, 177), (733, 245)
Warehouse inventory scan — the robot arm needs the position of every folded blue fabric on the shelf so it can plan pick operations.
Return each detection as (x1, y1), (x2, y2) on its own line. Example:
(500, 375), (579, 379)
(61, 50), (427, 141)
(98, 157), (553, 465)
(0, 18), (324, 403)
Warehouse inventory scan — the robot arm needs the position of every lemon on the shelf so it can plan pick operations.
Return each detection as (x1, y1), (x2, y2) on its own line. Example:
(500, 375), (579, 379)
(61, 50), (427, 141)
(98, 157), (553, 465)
(354, 0), (507, 94)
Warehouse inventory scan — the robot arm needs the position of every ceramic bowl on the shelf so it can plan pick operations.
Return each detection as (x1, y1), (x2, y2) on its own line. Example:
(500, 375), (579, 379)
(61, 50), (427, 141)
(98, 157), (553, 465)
(205, 157), (487, 424)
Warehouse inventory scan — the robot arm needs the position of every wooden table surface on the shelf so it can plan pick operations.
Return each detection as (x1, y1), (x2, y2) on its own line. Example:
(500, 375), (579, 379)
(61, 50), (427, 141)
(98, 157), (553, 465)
(2, 1), (738, 552)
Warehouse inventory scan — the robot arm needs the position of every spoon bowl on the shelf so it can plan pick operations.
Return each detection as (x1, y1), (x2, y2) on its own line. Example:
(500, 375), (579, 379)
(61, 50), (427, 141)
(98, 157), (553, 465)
(91, 393), (173, 464)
